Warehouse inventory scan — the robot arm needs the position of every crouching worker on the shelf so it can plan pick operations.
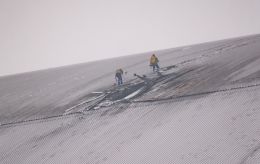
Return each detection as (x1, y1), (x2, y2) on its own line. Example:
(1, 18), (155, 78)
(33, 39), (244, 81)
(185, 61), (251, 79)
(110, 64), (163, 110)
(115, 68), (124, 86)
(150, 54), (160, 72)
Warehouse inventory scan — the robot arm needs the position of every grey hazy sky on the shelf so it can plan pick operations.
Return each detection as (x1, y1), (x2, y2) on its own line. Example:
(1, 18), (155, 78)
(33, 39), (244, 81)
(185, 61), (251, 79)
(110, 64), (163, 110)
(1, 0), (260, 76)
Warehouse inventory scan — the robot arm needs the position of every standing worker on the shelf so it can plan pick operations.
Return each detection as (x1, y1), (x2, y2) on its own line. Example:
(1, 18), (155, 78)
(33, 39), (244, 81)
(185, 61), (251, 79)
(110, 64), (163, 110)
(115, 68), (124, 86)
(150, 54), (160, 72)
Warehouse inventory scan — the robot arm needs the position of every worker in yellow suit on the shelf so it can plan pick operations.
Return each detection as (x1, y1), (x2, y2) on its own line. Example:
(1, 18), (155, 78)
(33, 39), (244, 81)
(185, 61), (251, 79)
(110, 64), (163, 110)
(150, 54), (160, 72)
